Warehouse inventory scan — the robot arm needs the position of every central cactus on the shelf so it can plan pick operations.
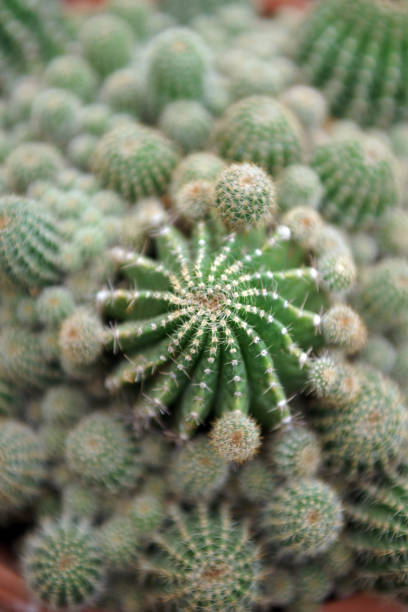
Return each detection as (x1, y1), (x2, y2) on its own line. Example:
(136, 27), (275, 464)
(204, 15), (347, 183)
(98, 220), (325, 439)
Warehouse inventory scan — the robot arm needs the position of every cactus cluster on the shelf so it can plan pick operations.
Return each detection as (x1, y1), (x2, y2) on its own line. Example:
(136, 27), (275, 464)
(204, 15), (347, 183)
(0, 1), (407, 611)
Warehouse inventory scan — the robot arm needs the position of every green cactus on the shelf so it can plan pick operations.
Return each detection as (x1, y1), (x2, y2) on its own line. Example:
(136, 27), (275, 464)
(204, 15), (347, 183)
(151, 504), (261, 611)
(67, 134), (98, 172)
(237, 459), (275, 503)
(159, 0), (237, 24)
(321, 304), (367, 355)
(92, 123), (179, 201)
(311, 136), (399, 229)
(109, 0), (153, 39)
(214, 96), (304, 176)
(158, 100), (213, 153)
(62, 483), (101, 521)
(98, 515), (140, 571)
(40, 385), (87, 426)
(79, 14), (134, 77)
(65, 412), (141, 493)
(170, 151), (227, 196)
(319, 540), (354, 578)
(22, 518), (104, 610)
(277, 165), (323, 211)
(266, 425), (322, 479)
(127, 492), (164, 534)
(45, 55), (98, 103)
(378, 208), (408, 258)
(0, 379), (17, 417)
(98, 220), (327, 441)
(5, 142), (63, 194)
(168, 436), (229, 500)
(280, 85), (328, 130)
(0, 196), (63, 288)
(360, 335), (396, 375)
(100, 68), (145, 117)
(145, 27), (210, 116)
(31, 88), (82, 147)
(295, 564), (333, 603)
(173, 179), (215, 223)
(282, 207), (323, 251)
(37, 286), (75, 327)
(214, 162), (277, 231)
(259, 566), (296, 607)
(0, 419), (45, 517)
(263, 477), (343, 558)
(59, 307), (104, 372)
(297, 0), (408, 127)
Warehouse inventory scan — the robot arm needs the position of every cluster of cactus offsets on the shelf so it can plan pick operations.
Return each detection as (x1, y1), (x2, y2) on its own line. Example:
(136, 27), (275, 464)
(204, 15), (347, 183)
(0, 0), (408, 610)
(297, 0), (408, 128)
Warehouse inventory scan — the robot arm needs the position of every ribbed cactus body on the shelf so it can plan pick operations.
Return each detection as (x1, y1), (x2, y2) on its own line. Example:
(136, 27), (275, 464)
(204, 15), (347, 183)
(0, 420), (45, 517)
(5, 142), (63, 194)
(311, 137), (399, 229)
(23, 518), (104, 610)
(298, 0), (408, 127)
(152, 505), (261, 611)
(92, 123), (179, 201)
(0, 196), (63, 288)
(99, 221), (324, 437)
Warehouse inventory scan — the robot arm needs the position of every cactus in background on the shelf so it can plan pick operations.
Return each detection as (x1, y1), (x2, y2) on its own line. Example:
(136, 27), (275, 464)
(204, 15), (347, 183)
(263, 477), (343, 558)
(214, 96), (304, 177)
(151, 504), (261, 610)
(0, 196), (63, 288)
(360, 335), (396, 375)
(22, 518), (104, 610)
(65, 412), (141, 493)
(237, 459), (275, 503)
(145, 27), (210, 116)
(100, 68), (145, 117)
(127, 492), (164, 533)
(158, 100), (213, 153)
(98, 220), (326, 441)
(0, 420), (45, 517)
(297, 0), (408, 127)
(0, 0), (71, 73)
(44, 55), (98, 103)
(59, 307), (104, 373)
(266, 425), (322, 479)
(31, 88), (82, 148)
(5, 142), (63, 194)
(170, 152), (227, 197)
(321, 304), (367, 355)
(79, 14), (134, 77)
(159, 0), (237, 24)
(378, 208), (408, 258)
(280, 85), (328, 130)
(295, 564), (333, 603)
(277, 165), (323, 211)
(214, 162), (277, 230)
(37, 286), (75, 327)
(92, 123), (179, 201)
(311, 136), (399, 229)
(98, 515), (140, 571)
(40, 385), (87, 426)
(346, 466), (408, 597)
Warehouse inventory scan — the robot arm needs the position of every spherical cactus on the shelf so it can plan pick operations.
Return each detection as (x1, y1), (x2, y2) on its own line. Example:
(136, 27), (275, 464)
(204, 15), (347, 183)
(349, 232), (378, 266)
(173, 179), (215, 223)
(319, 540), (354, 578)
(295, 564), (333, 603)
(79, 14), (134, 77)
(80, 103), (112, 138)
(127, 493), (164, 533)
(99, 221), (327, 439)
(312, 364), (407, 475)
(170, 151), (226, 196)
(67, 134), (98, 172)
(228, 57), (283, 103)
(277, 164), (323, 211)
(37, 286), (75, 327)
(297, 0), (408, 127)
(0, 327), (60, 389)
(98, 515), (140, 571)
(100, 68), (145, 117)
(311, 136), (399, 229)
(214, 162), (277, 230)
(322, 304), (367, 355)
(360, 335), (396, 375)
(317, 252), (356, 293)
(168, 436), (229, 501)
(0, 379), (16, 417)
(214, 95), (304, 176)
(91, 189), (127, 216)
(31, 88), (82, 147)
(22, 518), (104, 610)
(59, 308), (104, 371)
(0, 420), (45, 517)
(282, 207), (323, 250)
(40, 385), (87, 426)
(92, 123), (179, 201)
(40, 422), (69, 462)
(45, 55), (98, 103)
(0, 196), (63, 288)
(62, 483), (100, 521)
(308, 354), (362, 406)
(109, 0), (152, 38)
(263, 477), (343, 558)
(378, 208), (408, 258)
(237, 459), (275, 503)
(159, 0), (235, 23)
(145, 27), (210, 116)
(267, 425), (321, 479)
(158, 100), (213, 153)
(210, 411), (261, 464)
(280, 85), (328, 130)
(5, 142), (63, 193)
(151, 504), (261, 611)
(355, 258), (408, 330)
(65, 412), (141, 493)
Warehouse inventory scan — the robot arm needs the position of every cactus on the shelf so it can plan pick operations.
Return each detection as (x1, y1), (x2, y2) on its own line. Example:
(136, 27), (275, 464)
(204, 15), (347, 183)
(237, 459), (275, 503)
(214, 96), (304, 176)
(311, 136), (399, 230)
(282, 207), (323, 251)
(345, 467), (408, 597)
(80, 103), (112, 138)
(37, 286), (75, 327)
(259, 566), (296, 607)
(173, 179), (215, 223)
(5, 142), (63, 194)
(145, 27), (210, 116)
(31, 88), (82, 147)
(92, 123), (179, 201)
(79, 14), (134, 77)
(310, 360), (407, 475)
(98, 220), (327, 440)
(277, 165), (323, 211)
(158, 100), (213, 153)
(100, 68), (145, 117)
(0, 420), (45, 517)
(45, 55), (98, 103)
(321, 304), (367, 355)
(0, 0), (71, 72)
(67, 135), (98, 172)
(159, 0), (236, 24)
(280, 85), (328, 130)
(65, 412), (141, 493)
(266, 425), (322, 479)
(378, 208), (408, 258)
(297, 0), (408, 127)
(168, 436), (229, 501)
(319, 540), (354, 578)
(59, 308), (104, 372)
(109, 0), (153, 39)
(151, 504), (261, 611)
(295, 564), (333, 603)
(263, 477), (343, 558)
(210, 410), (261, 463)
(170, 151), (226, 196)
(62, 483), (101, 521)
(40, 385), (87, 426)
(214, 162), (277, 231)
(98, 515), (140, 571)
(360, 335), (396, 375)
(127, 493), (164, 533)
(22, 518), (104, 610)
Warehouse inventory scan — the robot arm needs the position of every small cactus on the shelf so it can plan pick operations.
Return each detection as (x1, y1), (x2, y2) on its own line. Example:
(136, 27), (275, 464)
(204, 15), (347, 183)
(98, 515), (140, 571)
(45, 55), (98, 103)
(5, 142), (63, 194)
(158, 100), (213, 153)
(59, 307), (104, 371)
(31, 88), (82, 147)
(266, 425), (322, 479)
